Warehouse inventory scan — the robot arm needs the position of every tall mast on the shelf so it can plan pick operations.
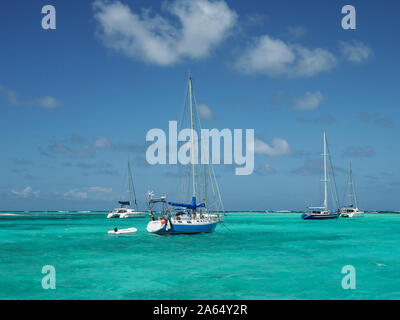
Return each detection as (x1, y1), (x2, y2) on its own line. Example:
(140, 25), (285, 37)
(323, 131), (328, 210)
(188, 77), (196, 198)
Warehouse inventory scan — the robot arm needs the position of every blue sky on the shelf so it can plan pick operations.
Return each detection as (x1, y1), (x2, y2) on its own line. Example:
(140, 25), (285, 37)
(0, 0), (399, 211)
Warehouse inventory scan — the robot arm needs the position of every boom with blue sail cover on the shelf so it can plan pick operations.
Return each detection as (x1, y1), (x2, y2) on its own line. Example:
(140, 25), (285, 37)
(168, 197), (205, 210)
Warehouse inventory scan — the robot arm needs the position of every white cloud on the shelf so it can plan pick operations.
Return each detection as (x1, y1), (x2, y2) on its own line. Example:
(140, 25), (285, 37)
(94, 136), (144, 153)
(294, 47), (336, 77)
(358, 112), (395, 128)
(0, 84), (60, 109)
(94, 137), (112, 149)
(297, 114), (337, 125)
(250, 138), (292, 156)
(93, 0), (237, 65)
(343, 146), (375, 157)
(34, 96), (60, 109)
(242, 13), (268, 28)
(293, 91), (324, 111)
(263, 163), (277, 174)
(286, 26), (307, 39)
(235, 35), (336, 78)
(63, 186), (113, 200)
(88, 186), (113, 193)
(48, 143), (94, 158)
(291, 159), (320, 176)
(340, 41), (372, 64)
(0, 85), (19, 104)
(11, 186), (40, 198)
(64, 189), (88, 199)
(235, 35), (295, 76)
(198, 104), (214, 119)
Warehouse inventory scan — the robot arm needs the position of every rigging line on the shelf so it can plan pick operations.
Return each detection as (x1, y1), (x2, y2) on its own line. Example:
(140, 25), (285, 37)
(192, 88), (216, 211)
(328, 176), (336, 210)
(203, 163), (208, 209)
(353, 178), (359, 208)
(350, 164), (359, 208)
(349, 173), (355, 205)
(220, 220), (232, 232)
(319, 149), (323, 207)
(192, 90), (223, 214)
(342, 169), (350, 207)
(189, 77), (196, 197)
(127, 154), (133, 204)
(127, 154), (138, 211)
(328, 165), (337, 210)
(175, 82), (189, 197)
(180, 95), (192, 199)
(119, 159), (128, 202)
(327, 140), (340, 209)
(203, 152), (219, 212)
(178, 83), (189, 132)
(209, 166), (220, 212)
(323, 131), (328, 210)
(211, 164), (225, 214)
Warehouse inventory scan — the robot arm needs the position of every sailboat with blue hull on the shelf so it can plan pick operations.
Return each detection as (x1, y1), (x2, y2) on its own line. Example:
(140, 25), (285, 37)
(146, 77), (224, 235)
(301, 131), (339, 220)
(301, 209), (338, 220)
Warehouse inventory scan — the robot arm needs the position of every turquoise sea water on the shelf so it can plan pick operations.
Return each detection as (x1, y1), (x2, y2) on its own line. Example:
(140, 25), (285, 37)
(0, 212), (399, 300)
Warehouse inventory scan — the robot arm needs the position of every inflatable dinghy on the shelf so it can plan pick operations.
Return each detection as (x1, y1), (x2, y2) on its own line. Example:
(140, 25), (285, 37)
(108, 227), (137, 235)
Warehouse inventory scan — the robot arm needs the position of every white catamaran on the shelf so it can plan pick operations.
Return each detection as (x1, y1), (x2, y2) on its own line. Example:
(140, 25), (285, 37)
(107, 158), (145, 219)
(146, 76), (225, 235)
(301, 131), (340, 220)
(340, 162), (364, 218)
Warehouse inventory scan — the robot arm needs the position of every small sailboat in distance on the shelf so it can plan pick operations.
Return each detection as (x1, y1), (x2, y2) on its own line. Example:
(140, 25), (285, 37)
(301, 131), (339, 220)
(340, 162), (364, 218)
(107, 156), (145, 219)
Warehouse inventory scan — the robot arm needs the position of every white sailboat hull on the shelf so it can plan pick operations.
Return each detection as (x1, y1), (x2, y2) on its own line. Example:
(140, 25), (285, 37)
(147, 218), (218, 235)
(107, 208), (145, 219)
(107, 212), (120, 218)
(119, 211), (146, 218)
(340, 209), (364, 218)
